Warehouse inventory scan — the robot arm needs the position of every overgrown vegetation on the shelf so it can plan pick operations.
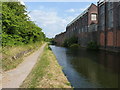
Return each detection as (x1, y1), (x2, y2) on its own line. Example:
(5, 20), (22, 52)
(87, 41), (99, 50)
(44, 37), (52, 42)
(21, 45), (71, 88)
(2, 2), (47, 71)
(69, 43), (80, 49)
(63, 36), (78, 47)
(2, 42), (44, 71)
(2, 2), (45, 46)
(45, 38), (56, 45)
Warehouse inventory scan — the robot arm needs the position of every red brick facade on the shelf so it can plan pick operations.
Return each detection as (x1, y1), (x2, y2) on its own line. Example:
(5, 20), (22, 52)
(88, 4), (98, 25)
(54, 1), (120, 52)
(117, 30), (120, 47)
(66, 4), (98, 47)
(107, 32), (113, 46)
(98, 1), (120, 51)
(54, 32), (66, 46)
(100, 32), (105, 46)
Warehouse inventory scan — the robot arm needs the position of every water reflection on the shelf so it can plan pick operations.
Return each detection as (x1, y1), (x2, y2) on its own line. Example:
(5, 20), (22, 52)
(50, 45), (120, 88)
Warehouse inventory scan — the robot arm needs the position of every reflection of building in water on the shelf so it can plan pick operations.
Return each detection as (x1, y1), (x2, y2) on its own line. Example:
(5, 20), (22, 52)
(70, 51), (119, 88)
(99, 52), (119, 73)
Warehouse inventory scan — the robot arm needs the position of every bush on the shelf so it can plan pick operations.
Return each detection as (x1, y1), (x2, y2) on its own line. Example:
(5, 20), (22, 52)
(87, 41), (99, 50)
(69, 44), (80, 49)
(63, 36), (78, 47)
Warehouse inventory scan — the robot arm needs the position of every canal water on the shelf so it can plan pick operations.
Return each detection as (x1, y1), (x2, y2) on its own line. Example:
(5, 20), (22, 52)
(50, 45), (120, 88)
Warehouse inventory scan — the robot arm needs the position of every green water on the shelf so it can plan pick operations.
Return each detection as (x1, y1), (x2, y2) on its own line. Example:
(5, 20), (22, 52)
(50, 45), (120, 88)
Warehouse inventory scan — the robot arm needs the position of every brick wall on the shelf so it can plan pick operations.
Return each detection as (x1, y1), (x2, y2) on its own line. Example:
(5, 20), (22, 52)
(100, 32), (105, 46)
(88, 4), (98, 25)
(117, 30), (120, 47)
(78, 31), (98, 47)
(66, 4), (98, 40)
(54, 32), (66, 46)
(107, 31), (113, 46)
(98, 1), (120, 52)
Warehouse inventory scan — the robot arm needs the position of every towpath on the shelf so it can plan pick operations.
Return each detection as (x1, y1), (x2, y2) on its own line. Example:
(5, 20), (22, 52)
(2, 43), (46, 88)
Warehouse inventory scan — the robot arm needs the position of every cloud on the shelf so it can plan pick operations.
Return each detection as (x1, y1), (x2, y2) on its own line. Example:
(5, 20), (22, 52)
(65, 5), (90, 13)
(1, 0), (100, 2)
(30, 8), (74, 38)
(20, 1), (25, 5)
(26, 3), (92, 38)
(18, 0), (25, 5)
(23, 0), (98, 2)
(79, 5), (90, 11)
(66, 8), (75, 13)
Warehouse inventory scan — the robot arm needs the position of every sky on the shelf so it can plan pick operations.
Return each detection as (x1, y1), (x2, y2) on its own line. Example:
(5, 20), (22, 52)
(24, 2), (97, 38)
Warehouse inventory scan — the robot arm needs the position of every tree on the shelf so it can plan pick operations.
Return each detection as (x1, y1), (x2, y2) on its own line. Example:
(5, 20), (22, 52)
(2, 2), (45, 46)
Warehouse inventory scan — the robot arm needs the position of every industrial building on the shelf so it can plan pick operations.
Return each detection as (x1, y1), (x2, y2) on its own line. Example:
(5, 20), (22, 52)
(54, 1), (120, 52)
(98, 0), (120, 51)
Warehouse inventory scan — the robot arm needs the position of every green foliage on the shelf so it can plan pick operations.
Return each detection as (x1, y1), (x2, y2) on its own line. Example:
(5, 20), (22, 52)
(48, 38), (56, 45)
(45, 37), (52, 42)
(2, 2), (45, 46)
(44, 38), (56, 45)
(2, 33), (24, 46)
(63, 36), (78, 47)
(69, 44), (80, 49)
(87, 41), (99, 50)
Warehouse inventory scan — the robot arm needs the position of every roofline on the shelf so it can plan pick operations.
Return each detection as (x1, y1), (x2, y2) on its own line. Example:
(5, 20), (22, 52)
(55, 32), (66, 37)
(66, 3), (97, 27)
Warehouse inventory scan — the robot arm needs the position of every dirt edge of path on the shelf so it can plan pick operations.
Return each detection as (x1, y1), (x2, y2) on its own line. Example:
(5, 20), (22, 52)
(2, 43), (46, 88)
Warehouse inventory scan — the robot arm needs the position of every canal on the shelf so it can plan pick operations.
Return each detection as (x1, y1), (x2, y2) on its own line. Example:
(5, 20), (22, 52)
(50, 45), (120, 88)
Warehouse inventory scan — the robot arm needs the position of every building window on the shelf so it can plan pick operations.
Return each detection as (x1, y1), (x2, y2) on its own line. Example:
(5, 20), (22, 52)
(108, 10), (113, 28)
(119, 5), (120, 27)
(82, 28), (83, 32)
(107, 2), (113, 28)
(99, 4), (105, 31)
(91, 13), (97, 21)
(79, 29), (80, 34)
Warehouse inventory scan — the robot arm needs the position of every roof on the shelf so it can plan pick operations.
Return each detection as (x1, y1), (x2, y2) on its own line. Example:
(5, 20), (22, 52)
(67, 3), (96, 27)
(55, 32), (66, 37)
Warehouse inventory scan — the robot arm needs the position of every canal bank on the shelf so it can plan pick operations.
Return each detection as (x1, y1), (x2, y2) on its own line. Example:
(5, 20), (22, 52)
(21, 45), (71, 88)
(50, 45), (120, 88)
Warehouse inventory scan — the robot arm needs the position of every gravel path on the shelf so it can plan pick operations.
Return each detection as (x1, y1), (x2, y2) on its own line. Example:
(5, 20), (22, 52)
(2, 43), (46, 88)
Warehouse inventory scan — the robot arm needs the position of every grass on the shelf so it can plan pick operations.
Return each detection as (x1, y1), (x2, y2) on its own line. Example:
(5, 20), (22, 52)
(2, 41), (44, 71)
(21, 45), (72, 88)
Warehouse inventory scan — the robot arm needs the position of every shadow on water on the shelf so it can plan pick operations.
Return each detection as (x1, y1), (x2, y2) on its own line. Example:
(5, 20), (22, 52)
(50, 45), (120, 88)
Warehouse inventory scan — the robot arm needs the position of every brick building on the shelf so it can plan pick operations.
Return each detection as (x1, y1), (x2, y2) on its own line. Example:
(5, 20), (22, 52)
(66, 3), (98, 47)
(54, 1), (120, 52)
(98, 0), (120, 51)
(54, 32), (66, 46)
